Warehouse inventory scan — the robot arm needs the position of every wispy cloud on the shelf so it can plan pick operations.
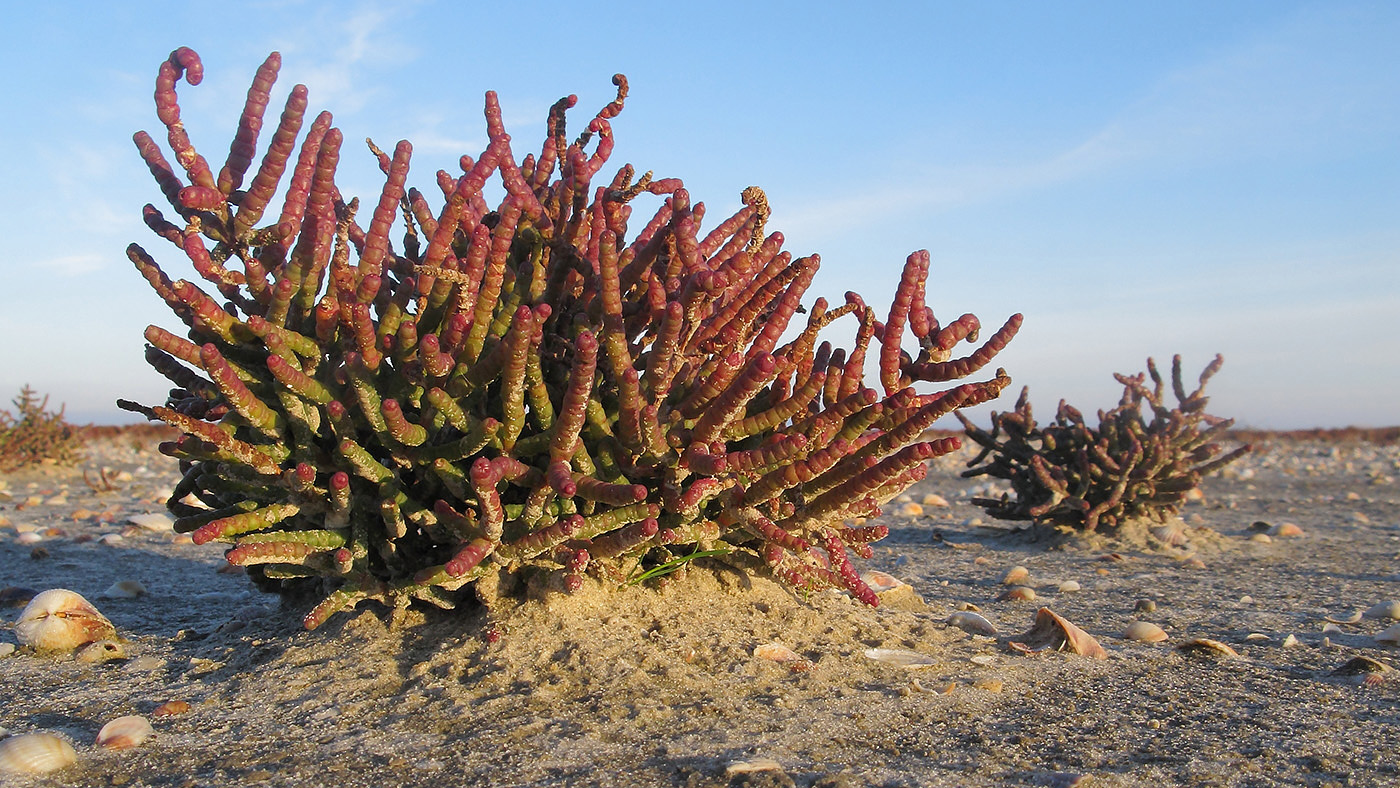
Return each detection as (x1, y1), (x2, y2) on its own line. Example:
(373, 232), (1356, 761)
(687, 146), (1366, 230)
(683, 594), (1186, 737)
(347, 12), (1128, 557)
(780, 3), (1399, 242)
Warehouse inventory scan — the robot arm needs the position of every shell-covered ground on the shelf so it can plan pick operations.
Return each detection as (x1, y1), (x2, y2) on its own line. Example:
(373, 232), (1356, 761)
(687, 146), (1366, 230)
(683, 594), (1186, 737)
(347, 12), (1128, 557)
(1, 432), (1398, 787)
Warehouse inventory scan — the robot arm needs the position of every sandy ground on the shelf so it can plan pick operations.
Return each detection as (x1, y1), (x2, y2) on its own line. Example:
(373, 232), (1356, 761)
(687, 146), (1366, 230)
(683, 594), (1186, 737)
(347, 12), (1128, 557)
(1, 433), (1398, 787)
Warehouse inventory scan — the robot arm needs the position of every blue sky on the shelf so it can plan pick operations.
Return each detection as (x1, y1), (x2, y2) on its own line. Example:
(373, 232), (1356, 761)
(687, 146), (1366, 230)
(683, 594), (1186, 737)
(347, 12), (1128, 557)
(1, 1), (1396, 428)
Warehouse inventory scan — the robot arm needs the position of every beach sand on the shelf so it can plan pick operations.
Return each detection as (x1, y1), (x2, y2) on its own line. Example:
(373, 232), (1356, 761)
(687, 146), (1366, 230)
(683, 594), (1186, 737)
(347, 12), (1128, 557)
(1, 433), (1397, 787)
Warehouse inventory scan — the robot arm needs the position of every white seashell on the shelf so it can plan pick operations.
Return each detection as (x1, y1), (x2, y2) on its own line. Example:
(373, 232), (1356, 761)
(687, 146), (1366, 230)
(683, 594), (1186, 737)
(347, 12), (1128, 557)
(95, 715), (153, 750)
(725, 758), (784, 776)
(1244, 633), (1270, 642)
(863, 648), (938, 668)
(1322, 623), (1343, 635)
(126, 513), (173, 532)
(16, 589), (117, 653)
(1121, 621), (1169, 643)
(98, 533), (124, 545)
(16, 532), (43, 544)
(1058, 580), (1081, 593)
(1363, 601), (1400, 621)
(946, 611), (998, 637)
(1001, 566), (1030, 585)
(921, 494), (949, 507)
(1281, 634), (1300, 648)
(1376, 623), (1400, 646)
(0, 733), (77, 775)
(753, 642), (804, 663)
(859, 571), (905, 593)
(969, 654), (996, 666)
(1248, 533), (1272, 544)
(75, 639), (128, 664)
(100, 580), (148, 599)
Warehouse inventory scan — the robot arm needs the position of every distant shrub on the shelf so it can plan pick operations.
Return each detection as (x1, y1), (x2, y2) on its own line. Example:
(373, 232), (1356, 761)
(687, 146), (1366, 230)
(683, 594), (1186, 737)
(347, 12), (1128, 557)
(958, 355), (1249, 531)
(0, 386), (85, 472)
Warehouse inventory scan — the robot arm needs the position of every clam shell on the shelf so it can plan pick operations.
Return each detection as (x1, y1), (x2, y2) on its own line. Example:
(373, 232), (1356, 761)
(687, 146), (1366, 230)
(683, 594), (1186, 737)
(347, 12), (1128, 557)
(95, 715), (153, 751)
(1007, 607), (1108, 660)
(859, 571), (905, 593)
(1375, 623), (1400, 646)
(1121, 621), (1169, 643)
(100, 580), (148, 599)
(1001, 566), (1030, 585)
(1151, 521), (1189, 547)
(1333, 656), (1394, 676)
(946, 611), (998, 637)
(15, 589), (117, 652)
(863, 648), (938, 668)
(1177, 638), (1240, 658)
(126, 513), (173, 532)
(0, 733), (77, 775)
(1363, 601), (1400, 621)
(1268, 522), (1305, 538)
(753, 642), (804, 663)
(998, 586), (1037, 602)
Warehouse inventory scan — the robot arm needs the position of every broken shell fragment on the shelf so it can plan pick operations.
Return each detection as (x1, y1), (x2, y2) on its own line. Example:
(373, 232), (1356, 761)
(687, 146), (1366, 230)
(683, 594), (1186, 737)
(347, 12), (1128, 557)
(151, 700), (191, 717)
(1006, 607), (1108, 659)
(1177, 638), (1240, 659)
(863, 648), (939, 668)
(1121, 621), (1169, 643)
(946, 611), (999, 637)
(0, 733), (77, 775)
(1363, 601), (1400, 621)
(75, 639), (128, 664)
(753, 642), (804, 663)
(1333, 655), (1394, 676)
(15, 589), (117, 653)
(95, 715), (154, 751)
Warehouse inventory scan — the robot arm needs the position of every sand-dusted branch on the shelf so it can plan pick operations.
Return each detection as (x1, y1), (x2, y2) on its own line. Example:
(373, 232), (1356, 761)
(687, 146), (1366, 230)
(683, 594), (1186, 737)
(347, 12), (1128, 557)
(118, 47), (1020, 628)
(959, 355), (1249, 530)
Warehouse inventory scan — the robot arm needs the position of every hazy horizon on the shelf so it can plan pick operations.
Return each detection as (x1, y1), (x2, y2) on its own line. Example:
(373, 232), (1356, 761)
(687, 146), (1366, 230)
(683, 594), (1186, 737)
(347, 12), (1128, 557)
(1, 2), (1396, 429)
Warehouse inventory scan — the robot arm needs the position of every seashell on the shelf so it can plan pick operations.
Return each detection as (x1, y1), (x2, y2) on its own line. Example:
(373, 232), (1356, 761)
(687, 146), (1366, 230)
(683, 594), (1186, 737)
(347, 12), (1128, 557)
(753, 642), (804, 663)
(956, 602), (982, 612)
(0, 733), (77, 775)
(921, 493), (949, 507)
(863, 648), (938, 668)
(1281, 634), (1300, 648)
(1121, 621), (1169, 643)
(151, 700), (191, 717)
(1176, 638), (1240, 659)
(1244, 633), (1270, 642)
(1333, 655), (1394, 676)
(1248, 533), (1272, 544)
(75, 639), (128, 664)
(95, 715), (153, 751)
(100, 580), (148, 599)
(15, 589), (117, 653)
(126, 513), (173, 532)
(1268, 522), (1305, 538)
(897, 502), (924, 517)
(0, 643), (15, 658)
(998, 586), (1036, 602)
(946, 611), (998, 637)
(1324, 610), (1363, 625)
(1363, 601), (1400, 621)
(1006, 608), (1107, 659)
(1001, 566), (1030, 585)
(1248, 520), (1271, 532)
(859, 571), (905, 593)
(1321, 623), (1343, 635)
(1134, 599), (1157, 614)
(1151, 521), (1189, 547)
(16, 532), (43, 544)
(725, 758), (784, 776)
(1058, 580), (1081, 593)
(1375, 623), (1400, 646)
